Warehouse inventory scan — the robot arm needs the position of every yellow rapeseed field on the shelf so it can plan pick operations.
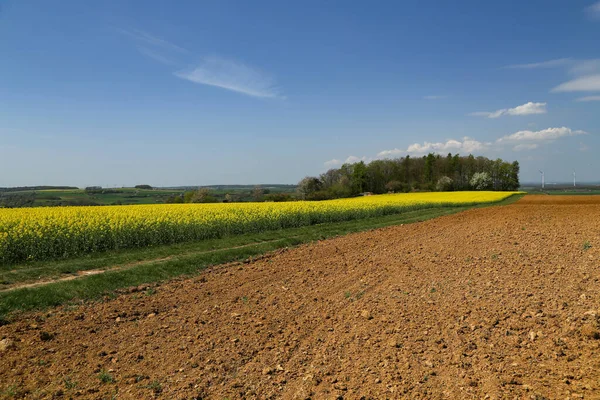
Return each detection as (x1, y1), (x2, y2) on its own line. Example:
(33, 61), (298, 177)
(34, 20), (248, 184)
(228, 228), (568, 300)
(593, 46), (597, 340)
(0, 191), (516, 264)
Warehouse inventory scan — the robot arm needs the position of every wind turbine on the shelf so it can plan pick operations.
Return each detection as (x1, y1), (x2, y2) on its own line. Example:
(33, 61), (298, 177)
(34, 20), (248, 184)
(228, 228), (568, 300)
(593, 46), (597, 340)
(573, 170), (576, 188)
(539, 170), (545, 190)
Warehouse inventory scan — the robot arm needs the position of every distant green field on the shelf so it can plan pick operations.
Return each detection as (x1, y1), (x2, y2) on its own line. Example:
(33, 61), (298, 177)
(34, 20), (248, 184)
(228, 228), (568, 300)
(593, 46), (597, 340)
(520, 185), (600, 195)
(545, 190), (600, 195)
(30, 188), (183, 206)
(0, 185), (298, 207)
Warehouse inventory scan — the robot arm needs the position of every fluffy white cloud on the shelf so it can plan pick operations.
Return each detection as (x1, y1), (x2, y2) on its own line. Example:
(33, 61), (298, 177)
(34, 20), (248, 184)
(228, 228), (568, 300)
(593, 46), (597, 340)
(330, 127), (587, 167)
(497, 127), (587, 143)
(324, 159), (342, 168)
(323, 156), (371, 167)
(506, 102), (548, 116)
(513, 144), (539, 151)
(378, 137), (488, 158)
(552, 74), (600, 93)
(469, 102), (547, 118)
(344, 155), (371, 164)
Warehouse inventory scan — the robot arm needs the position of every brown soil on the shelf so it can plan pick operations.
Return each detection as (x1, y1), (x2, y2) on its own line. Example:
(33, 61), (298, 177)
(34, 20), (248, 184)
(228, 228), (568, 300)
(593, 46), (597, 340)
(1, 195), (600, 399)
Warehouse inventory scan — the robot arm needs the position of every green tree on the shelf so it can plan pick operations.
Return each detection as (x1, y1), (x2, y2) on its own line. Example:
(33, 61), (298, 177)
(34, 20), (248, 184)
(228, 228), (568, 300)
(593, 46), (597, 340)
(424, 153), (436, 184)
(402, 155), (411, 184)
(297, 177), (323, 200)
(351, 161), (367, 194)
(385, 180), (405, 193)
(509, 161), (520, 190)
(436, 176), (453, 191)
(183, 191), (194, 203)
(470, 172), (492, 190)
(252, 186), (265, 202)
(191, 188), (217, 203)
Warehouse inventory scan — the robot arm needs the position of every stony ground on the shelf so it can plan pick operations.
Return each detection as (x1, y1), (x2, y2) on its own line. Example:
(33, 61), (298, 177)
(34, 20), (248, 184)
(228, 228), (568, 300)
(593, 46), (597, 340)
(1, 195), (600, 399)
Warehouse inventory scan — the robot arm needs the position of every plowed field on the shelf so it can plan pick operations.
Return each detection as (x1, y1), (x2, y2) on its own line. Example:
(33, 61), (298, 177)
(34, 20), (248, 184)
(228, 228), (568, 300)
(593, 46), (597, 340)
(1, 195), (600, 399)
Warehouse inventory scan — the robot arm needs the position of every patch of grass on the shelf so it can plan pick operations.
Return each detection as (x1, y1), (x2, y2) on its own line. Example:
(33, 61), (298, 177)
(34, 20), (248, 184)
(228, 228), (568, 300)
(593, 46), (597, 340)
(63, 377), (77, 389)
(144, 380), (162, 394)
(345, 289), (367, 301)
(2, 385), (19, 397)
(0, 194), (523, 320)
(583, 241), (592, 251)
(98, 370), (115, 384)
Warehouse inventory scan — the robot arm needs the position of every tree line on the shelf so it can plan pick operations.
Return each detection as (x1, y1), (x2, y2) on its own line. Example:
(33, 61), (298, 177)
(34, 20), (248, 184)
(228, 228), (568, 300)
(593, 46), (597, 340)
(165, 187), (294, 204)
(0, 186), (78, 193)
(297, 153), (520, 200)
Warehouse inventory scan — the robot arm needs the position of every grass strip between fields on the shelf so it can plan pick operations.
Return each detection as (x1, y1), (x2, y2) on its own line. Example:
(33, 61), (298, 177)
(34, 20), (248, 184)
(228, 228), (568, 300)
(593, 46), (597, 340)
(0, 194), (523, 322)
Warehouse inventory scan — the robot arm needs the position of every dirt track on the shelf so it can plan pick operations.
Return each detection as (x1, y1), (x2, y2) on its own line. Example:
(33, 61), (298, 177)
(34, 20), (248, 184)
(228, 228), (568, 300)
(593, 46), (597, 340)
(2, 195), (600, 399)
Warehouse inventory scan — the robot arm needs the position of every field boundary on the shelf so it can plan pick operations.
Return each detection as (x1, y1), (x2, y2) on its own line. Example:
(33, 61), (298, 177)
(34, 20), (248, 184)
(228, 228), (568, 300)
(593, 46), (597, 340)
(0, 194), (523, 321)
(1, 237), (307, 292)
(0, 191), (517, 265)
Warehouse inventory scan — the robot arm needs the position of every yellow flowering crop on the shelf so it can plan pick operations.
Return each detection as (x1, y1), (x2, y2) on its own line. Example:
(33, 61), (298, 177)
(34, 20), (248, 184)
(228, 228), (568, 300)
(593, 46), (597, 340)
(0, 191), (516, 264)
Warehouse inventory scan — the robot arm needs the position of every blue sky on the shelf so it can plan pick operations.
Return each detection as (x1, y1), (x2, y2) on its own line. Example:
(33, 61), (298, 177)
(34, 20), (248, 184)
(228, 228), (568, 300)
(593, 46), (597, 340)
(1, 0), (599, 187)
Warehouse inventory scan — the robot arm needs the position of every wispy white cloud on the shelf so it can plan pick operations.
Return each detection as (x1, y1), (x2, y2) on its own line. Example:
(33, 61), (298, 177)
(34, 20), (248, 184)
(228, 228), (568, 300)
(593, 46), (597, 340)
(505, 58), (600, 76)
(576, 95), (600, 102)
(506, 57), (600, 94)
(378, 137), (489, 158)
(117, 27), (283, 98)
(423, 95), (447, 100)
(513, 143), (539, 152)
(136, 47), (177, 65)
(116, 27), (189, 67)
(568, 59), (600, 76)
(580, 142), (591, 152)
(175, 57), (282, 98)
(552, 74), (600, 92)
(116, 28), (189, 54)
(504, 58), (572, 69)
(497, 127), (588, 143)
(585, 1), (600, 18)
(469, 102), (547, 118)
